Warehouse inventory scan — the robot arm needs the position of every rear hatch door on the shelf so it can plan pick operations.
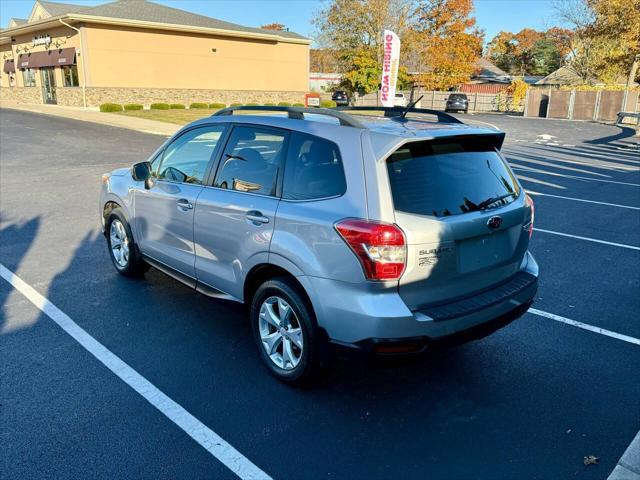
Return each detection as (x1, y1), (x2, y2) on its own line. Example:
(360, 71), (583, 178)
(386, 134), (532, 311)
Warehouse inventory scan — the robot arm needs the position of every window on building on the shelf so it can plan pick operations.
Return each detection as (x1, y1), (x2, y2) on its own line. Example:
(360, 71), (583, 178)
(62, 65), (79, 87)
(22, 68), (36, 87)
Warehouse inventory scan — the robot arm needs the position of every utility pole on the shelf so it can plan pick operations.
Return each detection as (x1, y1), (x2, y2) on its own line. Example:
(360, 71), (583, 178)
(627, 54), (640, 89)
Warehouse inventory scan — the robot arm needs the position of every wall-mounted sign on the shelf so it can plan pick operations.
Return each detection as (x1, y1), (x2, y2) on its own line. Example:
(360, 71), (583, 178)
(32, 34), (51, 47)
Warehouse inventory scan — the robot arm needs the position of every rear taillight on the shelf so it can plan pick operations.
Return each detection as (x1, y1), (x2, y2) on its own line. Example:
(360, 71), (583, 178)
(525, 194), (534, 238)
(335, 219), (406, 281)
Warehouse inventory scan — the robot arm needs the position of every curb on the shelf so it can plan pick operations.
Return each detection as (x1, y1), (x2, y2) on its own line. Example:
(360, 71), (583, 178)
(609, 430), (640, 480)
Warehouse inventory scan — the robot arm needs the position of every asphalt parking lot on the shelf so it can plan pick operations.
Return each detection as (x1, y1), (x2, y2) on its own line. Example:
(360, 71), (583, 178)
(1, 108), (639, 479)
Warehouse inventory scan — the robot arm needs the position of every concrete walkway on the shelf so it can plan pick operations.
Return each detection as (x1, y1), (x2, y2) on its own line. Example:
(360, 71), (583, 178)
(609, 431), (640, 480)
(0, 101), (179, 136)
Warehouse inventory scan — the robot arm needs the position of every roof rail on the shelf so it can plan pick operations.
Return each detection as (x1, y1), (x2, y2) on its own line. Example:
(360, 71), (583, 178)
(334, 106), (464, 124)
(212, 105), (366, 128)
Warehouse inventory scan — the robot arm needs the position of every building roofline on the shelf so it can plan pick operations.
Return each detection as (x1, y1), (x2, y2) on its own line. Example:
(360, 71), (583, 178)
(0, 12), (311, 46)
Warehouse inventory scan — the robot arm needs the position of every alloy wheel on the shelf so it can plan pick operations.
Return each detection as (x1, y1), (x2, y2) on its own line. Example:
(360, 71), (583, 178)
(109, 219), (130, 268)
(258, 296), (304, 370)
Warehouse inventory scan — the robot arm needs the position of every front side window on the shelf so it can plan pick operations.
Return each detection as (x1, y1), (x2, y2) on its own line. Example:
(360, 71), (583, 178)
(154, 125), (225, 184)
(62, 65), (79, 87)
(386, 136), (520, 217)
(22, 68), (36, 87)
(282, 132), (346, 200)
(214, 126), (287, 196)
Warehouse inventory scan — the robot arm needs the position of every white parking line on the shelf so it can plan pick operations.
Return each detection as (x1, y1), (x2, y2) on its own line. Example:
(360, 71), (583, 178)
(534, 228), (640, 251)
(0, 264), (272, 480)
(527, 191), (640, 210)
(513, 166), (640, 187)
(529, 308), (640, 346)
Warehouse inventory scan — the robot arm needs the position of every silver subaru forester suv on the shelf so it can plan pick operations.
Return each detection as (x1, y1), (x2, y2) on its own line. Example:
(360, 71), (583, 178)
(100, 106), (538, 384)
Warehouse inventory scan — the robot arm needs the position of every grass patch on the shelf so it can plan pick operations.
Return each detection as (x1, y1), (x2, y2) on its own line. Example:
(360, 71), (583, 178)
(117, 108), (220, 125)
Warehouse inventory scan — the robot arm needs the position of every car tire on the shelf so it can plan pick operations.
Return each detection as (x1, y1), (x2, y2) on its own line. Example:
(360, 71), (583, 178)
(106, 208), (147, 277)
(251, 277), (320, 385)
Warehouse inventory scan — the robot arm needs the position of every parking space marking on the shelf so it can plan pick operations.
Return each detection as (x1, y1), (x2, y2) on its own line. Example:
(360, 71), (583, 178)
(534, 228), (640, 251)
(527, 191), (640, 210)
(529, 308), (640, 346)
(512, 166), (640, 187)
(0, 264), (272, 480)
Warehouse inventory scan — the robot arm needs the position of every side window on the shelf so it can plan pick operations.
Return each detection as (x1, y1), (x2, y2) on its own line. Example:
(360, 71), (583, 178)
(154, 126), (225, 184)
(282, 132), (346, 200)
(214, 126), (287, 196)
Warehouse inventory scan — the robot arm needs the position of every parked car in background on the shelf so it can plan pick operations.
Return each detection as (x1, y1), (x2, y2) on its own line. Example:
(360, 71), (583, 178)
(331, 90), (349, 106)
(445, 93), (470, 113)
(100, 105), (537, 384)
(393, 92), (408, 107)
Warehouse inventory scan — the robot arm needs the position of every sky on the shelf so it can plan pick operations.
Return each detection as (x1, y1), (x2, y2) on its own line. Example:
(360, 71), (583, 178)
(0, 0), (565, 44)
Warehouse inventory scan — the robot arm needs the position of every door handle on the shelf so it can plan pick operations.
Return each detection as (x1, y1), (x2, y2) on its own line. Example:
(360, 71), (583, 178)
(246, 210), (269, 225)
(177, 198), (193, 210)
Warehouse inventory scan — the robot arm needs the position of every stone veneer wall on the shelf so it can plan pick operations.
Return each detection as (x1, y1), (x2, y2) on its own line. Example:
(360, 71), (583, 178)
(1, 87), (43, 105)
(56, 87), (306, 108)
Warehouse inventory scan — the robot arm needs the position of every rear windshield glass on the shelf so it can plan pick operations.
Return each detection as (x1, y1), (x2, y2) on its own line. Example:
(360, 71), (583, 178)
(449, 94), (467, 100)
(386, 137), (519, 217)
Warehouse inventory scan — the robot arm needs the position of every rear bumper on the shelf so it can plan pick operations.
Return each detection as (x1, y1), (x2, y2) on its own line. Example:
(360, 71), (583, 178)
(304, 251), (538, 353)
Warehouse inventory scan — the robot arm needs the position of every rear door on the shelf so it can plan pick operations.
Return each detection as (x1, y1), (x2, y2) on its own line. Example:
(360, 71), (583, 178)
(385, 135), (533, 310)
(194, 125), (288, 299)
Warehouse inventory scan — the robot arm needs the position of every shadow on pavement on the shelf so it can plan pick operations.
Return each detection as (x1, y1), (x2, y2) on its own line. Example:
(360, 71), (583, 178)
(0, 215), (41, 330)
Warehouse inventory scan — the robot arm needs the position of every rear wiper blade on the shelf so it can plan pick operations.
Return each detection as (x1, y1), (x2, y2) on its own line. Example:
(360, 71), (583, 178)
(477, 192), (516, 210)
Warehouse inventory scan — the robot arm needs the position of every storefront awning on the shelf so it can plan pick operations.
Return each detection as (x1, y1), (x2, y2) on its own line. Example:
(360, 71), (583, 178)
(3, 59), (15, 74)
(18, 48), (76, 69)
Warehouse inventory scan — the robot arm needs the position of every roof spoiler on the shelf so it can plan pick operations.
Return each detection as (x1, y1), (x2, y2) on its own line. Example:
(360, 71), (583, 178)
(212, 105), (366, 128)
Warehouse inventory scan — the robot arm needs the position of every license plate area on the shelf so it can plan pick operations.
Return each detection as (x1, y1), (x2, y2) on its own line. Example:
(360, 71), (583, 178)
(457, 230), (515, 274)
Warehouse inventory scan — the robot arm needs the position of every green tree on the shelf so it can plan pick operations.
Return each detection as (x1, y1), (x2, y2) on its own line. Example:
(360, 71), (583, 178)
(530, 39), (562, 76)
(338, 48), (412, 95)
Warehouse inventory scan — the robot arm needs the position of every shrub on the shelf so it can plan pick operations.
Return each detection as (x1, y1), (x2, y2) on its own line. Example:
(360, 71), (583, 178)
(100, 103), (123, 112)
(189, 102), (208, 109)
(150, 103), (170, 110)
(245, 102), (259, 106)
(263, 103), (276, 106)
(320, 100), (337, 108)
(123, 103), (143, 111)
(209, 103), (226, 109)
(292, 103), (305, 107)
(230, 102), (243, 106)
(277, 102), (292, 107)
(170, 103), (186, 109)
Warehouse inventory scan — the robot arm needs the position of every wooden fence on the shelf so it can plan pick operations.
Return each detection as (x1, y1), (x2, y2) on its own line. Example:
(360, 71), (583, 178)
(350, 90), (519, 113)
(524, 89), (640, 123)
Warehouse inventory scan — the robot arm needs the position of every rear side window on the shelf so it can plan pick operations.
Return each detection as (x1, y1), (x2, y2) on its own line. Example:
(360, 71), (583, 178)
(386, 137), (519, 217)
(214, 126), (287, 196)
(282, 132), (346, 200)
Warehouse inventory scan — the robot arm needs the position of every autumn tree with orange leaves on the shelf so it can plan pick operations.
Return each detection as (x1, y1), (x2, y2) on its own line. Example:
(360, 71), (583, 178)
(409, 0), (484, 90)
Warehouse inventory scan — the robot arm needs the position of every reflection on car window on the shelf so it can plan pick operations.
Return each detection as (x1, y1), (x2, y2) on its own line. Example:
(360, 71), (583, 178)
(155, 126), (224, 184)
(214, 126), (286, 196)
(283, 132), (346, 200)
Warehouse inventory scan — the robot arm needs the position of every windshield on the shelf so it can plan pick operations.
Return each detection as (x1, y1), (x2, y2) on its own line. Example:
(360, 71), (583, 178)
(386, 137), (520, 217)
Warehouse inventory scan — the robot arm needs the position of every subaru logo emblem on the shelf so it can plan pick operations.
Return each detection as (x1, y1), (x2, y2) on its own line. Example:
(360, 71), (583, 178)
(487, 216), (503, 229)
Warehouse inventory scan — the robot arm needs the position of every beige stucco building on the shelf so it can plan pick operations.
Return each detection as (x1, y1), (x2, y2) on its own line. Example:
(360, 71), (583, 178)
(1, 0), (311, 107)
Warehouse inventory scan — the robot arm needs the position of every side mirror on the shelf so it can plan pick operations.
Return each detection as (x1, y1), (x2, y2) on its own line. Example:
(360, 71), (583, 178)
(131, 161), (152, 189)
